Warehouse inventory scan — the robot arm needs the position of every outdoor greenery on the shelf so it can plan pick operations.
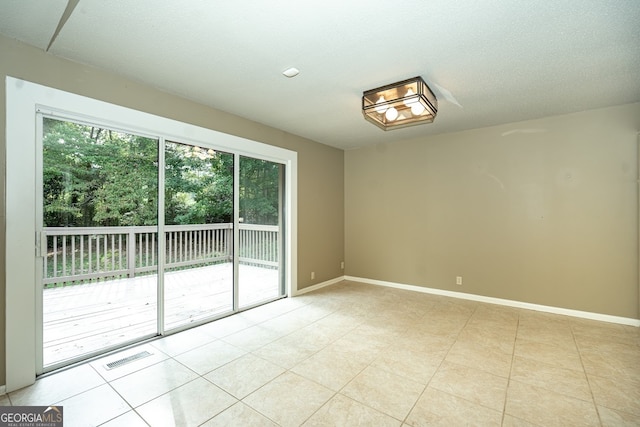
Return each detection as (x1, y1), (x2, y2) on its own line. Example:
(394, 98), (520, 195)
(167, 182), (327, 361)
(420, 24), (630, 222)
(42, 118), (281, 286)
(43, 118), (158, 227)
(43, 117), (281, 228)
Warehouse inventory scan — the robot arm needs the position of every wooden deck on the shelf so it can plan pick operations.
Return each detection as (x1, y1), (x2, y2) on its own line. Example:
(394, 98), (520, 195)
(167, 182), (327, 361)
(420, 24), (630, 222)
(43, 263), (280, 367)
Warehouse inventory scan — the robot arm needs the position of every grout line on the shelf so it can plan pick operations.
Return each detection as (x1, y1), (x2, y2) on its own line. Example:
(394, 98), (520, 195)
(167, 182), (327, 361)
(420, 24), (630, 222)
(501, 313), (520, 426)
(572, 325), (604, 427)
(100, 380), (138, 426)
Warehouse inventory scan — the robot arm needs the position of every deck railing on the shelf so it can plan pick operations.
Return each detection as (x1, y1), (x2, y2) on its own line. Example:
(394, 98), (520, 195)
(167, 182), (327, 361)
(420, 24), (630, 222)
(43, 223), (279, 286)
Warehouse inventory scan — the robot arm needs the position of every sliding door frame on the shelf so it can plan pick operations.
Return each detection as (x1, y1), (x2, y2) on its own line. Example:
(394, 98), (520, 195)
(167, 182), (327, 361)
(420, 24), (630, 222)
(34, 113), (166, 374)
(5, 77), (298, 392)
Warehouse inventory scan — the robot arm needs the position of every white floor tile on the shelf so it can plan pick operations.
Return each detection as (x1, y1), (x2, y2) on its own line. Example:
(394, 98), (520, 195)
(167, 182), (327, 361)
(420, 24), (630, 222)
(174, 340), (246, 375)
(150, 328), (216, 357)
(55, 384), (130, 427)
(110, 359), (198, 407)
(243, 372), (334, 427)
(99, 410), (149, 427)
(9, 364), (105, 406)
(202, 401), (278, 426)
(137, 378), (236, 427)
(205, 353), (285, 399)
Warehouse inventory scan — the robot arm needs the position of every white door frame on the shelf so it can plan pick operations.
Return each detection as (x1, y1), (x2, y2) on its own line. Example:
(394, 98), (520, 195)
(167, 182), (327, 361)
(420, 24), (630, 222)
(5, 77), (298, 392)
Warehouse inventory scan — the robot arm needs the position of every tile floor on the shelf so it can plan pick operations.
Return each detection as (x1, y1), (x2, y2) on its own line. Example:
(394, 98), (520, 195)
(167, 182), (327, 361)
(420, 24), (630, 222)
(2, 281), (639, 426)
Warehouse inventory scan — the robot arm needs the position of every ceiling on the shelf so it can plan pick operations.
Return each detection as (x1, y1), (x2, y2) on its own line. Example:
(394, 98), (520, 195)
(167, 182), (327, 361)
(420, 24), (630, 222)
(1, 1), (639, 150)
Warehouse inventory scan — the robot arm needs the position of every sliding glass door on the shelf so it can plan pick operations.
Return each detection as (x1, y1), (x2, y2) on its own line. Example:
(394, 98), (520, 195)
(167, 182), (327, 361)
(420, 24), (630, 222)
(38, 118), (287, 371)
(163, 142), (235, 330)
(238, 156), (285, 308)
(40, 117), (159, 368)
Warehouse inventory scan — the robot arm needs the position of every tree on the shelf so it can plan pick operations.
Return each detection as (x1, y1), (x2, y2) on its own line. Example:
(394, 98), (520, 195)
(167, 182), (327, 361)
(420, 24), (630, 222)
(42, 118), (280, 228)
(164, 142), (233, 225)
(43, 118), (158, 227)
(239, 157), (281, 225)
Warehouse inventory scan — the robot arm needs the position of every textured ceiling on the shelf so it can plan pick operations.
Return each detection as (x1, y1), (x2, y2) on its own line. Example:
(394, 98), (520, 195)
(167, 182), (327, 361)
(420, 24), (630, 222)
(1, 0), (639, 149)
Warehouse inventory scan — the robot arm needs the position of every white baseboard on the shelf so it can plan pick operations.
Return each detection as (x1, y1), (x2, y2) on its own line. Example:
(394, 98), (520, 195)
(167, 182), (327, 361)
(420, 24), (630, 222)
(0, 385), (6, 395)
(344, 275), (640, 327)
(294, 276), (345, 296)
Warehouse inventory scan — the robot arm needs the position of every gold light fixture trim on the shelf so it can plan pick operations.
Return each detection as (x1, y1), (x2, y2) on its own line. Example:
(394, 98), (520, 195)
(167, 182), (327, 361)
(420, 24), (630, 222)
(362, 76), (438, 130)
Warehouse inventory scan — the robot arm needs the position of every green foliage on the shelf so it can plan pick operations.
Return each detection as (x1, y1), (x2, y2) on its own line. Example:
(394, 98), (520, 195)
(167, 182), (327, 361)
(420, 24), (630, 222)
(43, 118), (160, 227)
(240, 156), (281, 225)
(43, 118), (281, 228)
(164, 142), (234, 225)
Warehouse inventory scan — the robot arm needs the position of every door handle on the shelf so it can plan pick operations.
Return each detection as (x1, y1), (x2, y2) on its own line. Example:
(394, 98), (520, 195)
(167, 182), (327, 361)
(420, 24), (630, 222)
(35, 231), (47, 258)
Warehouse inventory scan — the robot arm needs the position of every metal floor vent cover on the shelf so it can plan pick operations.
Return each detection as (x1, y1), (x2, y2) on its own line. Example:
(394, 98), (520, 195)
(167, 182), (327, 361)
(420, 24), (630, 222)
(104, 351), (152, 370)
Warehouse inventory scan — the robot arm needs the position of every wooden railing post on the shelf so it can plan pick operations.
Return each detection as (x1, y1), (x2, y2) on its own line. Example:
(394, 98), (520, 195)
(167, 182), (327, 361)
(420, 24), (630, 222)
(227, 225), (233, 262)
(127, 229), (136, 278)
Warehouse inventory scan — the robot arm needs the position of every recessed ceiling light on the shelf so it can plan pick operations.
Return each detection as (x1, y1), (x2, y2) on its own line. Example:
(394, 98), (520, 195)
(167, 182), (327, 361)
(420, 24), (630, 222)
(282, 67), (300, 78)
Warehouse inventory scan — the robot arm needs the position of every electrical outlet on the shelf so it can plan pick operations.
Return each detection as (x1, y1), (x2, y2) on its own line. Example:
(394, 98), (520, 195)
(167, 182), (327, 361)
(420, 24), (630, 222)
(340, 261), (344, 269)
(456, 276), (463, 285)
(311, 271), (315, 280)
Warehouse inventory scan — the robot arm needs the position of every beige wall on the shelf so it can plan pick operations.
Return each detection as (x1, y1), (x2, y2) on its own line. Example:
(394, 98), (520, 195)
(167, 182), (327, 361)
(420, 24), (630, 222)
(0, 36), (344, 387)
(346, 103), (640, 319)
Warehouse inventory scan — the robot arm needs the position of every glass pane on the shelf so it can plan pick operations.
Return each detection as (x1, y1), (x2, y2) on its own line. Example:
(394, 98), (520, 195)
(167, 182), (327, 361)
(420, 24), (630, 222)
(42, 117), (158, 368)
(238, 156), (284, 308)
(163, 142), (234, 329)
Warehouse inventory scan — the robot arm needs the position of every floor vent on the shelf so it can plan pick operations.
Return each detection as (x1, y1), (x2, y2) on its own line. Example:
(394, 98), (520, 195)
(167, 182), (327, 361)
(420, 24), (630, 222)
(104, 351), (152, 370)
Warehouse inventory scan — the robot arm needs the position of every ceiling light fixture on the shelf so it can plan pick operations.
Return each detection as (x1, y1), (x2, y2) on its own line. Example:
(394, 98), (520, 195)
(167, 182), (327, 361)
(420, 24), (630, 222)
(362, 76), (437, 130)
